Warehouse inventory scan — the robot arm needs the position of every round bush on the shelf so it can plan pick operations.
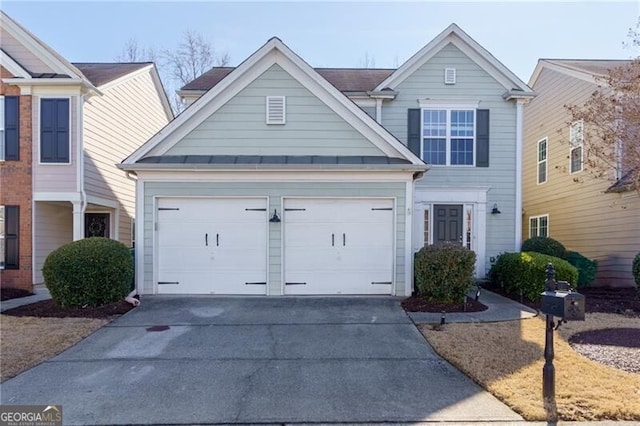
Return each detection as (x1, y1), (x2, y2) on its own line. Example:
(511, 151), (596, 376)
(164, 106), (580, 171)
(565, 250), (598, 288)
(633, 251), (640, 292)
(43, 237), (133, 307)
(521, 236), (567, 259)
(414, 243), (476, 303)
(490, 252), (578, 302)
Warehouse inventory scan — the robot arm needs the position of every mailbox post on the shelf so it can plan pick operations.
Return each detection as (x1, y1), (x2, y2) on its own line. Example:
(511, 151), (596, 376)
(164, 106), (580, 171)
(540, 263), (585, 411)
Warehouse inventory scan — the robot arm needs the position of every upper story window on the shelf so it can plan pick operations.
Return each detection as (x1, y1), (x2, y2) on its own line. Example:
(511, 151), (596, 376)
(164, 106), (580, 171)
(1, 96), (20, 161)
(40, 98), (70, 163)
(569, 120), (583, 174)
(537, 138), (547, 184)
(529, 214), (549, 238)
(422, 108), (475, 166)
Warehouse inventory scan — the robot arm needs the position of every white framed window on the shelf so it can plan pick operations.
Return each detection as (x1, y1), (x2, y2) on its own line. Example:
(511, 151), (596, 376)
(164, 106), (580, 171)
(570, 121), (583, 174)
(423, 207), (430, 246)
(266, 96), (285, 124)
(0, 96), (5, 162)
(422, 108), (475, 166)
(537, 138), (547, 184)
(529, 214), (549, 238)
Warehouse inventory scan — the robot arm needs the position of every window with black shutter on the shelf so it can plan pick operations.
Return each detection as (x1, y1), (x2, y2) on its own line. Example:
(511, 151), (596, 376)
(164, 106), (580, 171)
(2, 96), (20, 161)
(2, 206), (19, 270)
(40, 98), (70, 163)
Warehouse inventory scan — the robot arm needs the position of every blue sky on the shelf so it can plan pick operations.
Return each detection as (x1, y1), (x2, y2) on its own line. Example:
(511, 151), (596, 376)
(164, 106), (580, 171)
(2, 1), (638, 82)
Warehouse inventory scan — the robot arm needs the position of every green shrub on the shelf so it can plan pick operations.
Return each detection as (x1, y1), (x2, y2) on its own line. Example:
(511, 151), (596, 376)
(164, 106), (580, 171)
(414, 243), (476, 303)
(490, 252), (578, 302)
(43, 237), (133, 307)
(521, 236), (567, 259)
(633, 251), (640, 292)
(565, 251), (598, 288)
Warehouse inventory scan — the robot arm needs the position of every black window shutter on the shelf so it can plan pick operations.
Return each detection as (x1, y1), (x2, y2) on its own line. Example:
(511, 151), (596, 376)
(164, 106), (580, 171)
(40, 99), (69, 163)
(5, 206), (19, 269)
(476, 109), (490, 167)
(4, 96), (19, 161)
(407, 108), (421, 158)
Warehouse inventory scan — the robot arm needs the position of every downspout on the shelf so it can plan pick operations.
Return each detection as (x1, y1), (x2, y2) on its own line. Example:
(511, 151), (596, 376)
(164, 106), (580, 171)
(514, 99), (525, 251)
(75, 95), (87, 240)
(375, 98), (383, 124)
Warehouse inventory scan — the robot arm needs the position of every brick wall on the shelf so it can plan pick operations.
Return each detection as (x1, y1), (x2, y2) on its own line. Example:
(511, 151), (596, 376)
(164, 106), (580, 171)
(0, 66), (33, 291)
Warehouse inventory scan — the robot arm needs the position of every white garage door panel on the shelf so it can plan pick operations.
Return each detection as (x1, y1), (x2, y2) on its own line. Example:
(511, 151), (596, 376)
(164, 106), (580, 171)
(157, 197), (267, 295)
(284, 198), (394, 295)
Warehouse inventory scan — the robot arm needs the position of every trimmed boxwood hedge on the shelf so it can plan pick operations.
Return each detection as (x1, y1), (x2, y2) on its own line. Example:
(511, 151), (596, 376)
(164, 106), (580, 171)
(521, 236), (567, 259)
(490, 252), (578, 302)
(43, 237), (133, 307)
(414, 243), (476, 303)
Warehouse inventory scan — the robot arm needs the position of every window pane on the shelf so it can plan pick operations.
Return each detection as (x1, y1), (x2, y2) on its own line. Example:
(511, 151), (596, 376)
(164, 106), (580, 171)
(530, 217), (538, 238)
(423, 109), (446, 137)
(451, 138), (473, 165)
(423, 208), (430, 246)
(571, 147), (582, 173)
(538, 161), (546, 183)
(451, 110), (474, 137)
(423, 138), (446, 165)
(539, 216), (548, 237)
(538, 140), (547, 162)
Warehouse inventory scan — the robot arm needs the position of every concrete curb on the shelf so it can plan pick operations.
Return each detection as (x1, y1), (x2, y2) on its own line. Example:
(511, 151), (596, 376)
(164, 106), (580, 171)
(407, 289), (539, 324)
(0, 284), (51, 312)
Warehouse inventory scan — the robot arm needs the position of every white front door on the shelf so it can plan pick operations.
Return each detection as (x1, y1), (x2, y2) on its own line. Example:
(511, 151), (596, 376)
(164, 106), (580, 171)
(283, 198), (394, 295)
(156, 197), (267, 294)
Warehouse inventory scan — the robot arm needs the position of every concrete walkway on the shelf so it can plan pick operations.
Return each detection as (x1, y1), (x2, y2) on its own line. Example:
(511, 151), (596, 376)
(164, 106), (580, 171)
(1, 296), (524, 425)
(407, 288), (538, 324)
(0, 284), (51, 312)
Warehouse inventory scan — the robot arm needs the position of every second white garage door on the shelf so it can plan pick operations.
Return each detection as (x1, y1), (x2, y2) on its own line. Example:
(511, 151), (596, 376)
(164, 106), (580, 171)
(156, 197), (267, 295)
(283, 198), (394, 295)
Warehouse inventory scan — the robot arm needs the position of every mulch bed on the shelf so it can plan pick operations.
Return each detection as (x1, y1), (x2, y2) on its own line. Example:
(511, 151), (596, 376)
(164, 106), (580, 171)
(402, 295), (487, 313)
(1, 287), (34, 301)
(2, 299), (135, 319)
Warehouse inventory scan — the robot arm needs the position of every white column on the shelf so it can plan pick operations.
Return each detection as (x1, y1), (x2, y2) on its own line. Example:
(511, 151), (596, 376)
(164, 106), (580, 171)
(515, 99), (526, 251)
(72, 201), (84, 241)
(375, 98), (382, 124)
(404, 180), (414, 297)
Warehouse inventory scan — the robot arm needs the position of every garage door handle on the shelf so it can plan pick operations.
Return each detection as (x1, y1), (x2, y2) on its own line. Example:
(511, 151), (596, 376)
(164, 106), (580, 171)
(216, 233), (219, 246)
(205, 233), (208, 246)
(331, 233), (334, 246)
(343, 233), (346, 246)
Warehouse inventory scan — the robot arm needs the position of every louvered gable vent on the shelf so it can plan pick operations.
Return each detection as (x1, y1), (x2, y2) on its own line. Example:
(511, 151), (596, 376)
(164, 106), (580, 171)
(444, 68), (456, 84)
(266, 96), (286, 124)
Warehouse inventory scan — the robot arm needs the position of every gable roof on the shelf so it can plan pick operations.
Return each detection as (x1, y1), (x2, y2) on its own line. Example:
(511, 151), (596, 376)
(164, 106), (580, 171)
(374, 23), (534, 98)
(529, 59), (633, 87)
(73, 62), (152, 87)
(121, 37), (425, 170)
(182, 67), (395, 93)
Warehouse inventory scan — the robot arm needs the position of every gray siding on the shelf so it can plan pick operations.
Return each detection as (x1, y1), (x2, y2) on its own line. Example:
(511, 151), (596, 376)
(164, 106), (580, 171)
(381, 42), (518, 269)
(523, 67), (640, 287)
(166, 64), (384, 157)
(142, 181), (407, 295)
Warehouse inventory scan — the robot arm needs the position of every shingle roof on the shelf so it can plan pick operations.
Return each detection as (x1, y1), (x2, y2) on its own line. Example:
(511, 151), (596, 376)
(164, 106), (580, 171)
(181, 67), (395, 92)
(72, 62), (151, 87)
(545, 59), (633, 76)
(137, 155), (411, 165)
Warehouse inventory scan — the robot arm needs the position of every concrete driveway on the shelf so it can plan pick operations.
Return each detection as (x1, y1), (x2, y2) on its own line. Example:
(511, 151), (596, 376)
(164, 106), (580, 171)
(1, 297), (521, 425)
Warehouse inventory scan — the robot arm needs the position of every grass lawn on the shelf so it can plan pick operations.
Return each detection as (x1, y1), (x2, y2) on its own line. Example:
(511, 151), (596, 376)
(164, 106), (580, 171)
(0, 315), (107, 382)
(419, 313), (640, 421)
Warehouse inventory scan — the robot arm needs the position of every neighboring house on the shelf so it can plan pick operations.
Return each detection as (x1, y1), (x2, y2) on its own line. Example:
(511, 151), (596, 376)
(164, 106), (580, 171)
(120, 24), (534, 296)
(523, 59), (639, 287)
(0, 11), (173, 291)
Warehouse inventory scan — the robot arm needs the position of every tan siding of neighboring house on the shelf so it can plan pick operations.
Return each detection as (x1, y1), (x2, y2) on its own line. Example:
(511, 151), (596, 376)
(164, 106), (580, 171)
(83, 69), (170, 246)
(33, 202), (73, 284)
(523, 66), (640, 287)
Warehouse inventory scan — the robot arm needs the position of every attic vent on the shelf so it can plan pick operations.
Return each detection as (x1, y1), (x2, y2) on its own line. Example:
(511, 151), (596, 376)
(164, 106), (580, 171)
(266, 96), (286, 124)
(444, 68), (456, 84)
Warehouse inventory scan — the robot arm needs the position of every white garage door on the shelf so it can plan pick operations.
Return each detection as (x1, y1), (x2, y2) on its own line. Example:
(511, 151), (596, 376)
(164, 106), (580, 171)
(284, 198), (394, 295)
(156, 197), (267, 295)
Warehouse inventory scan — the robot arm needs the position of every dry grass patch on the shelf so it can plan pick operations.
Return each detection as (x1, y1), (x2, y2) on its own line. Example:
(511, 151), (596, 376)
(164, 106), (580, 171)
(419, 314), (640, 421)
(0, 315), (107, 382)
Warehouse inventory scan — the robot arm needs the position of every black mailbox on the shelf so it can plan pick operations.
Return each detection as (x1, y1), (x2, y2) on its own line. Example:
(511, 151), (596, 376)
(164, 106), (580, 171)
(541, 287), (585, 321)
